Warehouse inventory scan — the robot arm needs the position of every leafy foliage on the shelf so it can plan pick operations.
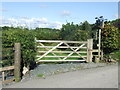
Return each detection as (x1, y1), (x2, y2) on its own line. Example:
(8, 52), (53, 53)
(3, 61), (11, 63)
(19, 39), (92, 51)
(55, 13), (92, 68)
(2, 27), (36, 69)
(60, 22), (78, 41)
(32, 28), (60, 40)
(60, 22), (92, 41)
(81, 21), (92, 31)
(2, 18), (120, 67)
(101, 23), (119, 54)
(111, 19), (120, 29)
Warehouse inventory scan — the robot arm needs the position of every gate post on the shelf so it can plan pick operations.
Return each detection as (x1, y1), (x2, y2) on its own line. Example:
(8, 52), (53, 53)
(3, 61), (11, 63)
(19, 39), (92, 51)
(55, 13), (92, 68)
(14, 43), (21, 82)
(87, 39), (93, 62)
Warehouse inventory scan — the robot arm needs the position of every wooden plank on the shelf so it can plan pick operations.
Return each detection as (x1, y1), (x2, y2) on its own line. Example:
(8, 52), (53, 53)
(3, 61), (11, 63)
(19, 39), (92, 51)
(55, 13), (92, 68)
(36, 40), (87, 43)
(36, 42), (63, 60)
(37, 51), (87, 53)
(39, 42), (62, 60)
(36, 55), (87, 58)
(0, 78), (15, 84)
(36, 60), (86, 62)
(93, 49), (99, 52)
(0, 66), (14, 72)
(63, 43), (86, 60)
(37, 46), (87, 49)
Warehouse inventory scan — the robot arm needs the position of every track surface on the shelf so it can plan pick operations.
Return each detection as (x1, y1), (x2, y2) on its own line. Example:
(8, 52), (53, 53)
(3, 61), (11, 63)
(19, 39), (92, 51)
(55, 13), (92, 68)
(4, 64), (118, 88)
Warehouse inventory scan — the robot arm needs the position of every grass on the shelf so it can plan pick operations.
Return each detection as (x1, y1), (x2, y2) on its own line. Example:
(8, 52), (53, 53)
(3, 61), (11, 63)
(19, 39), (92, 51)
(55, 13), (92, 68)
(37, 73), (45, 78)
(110, 50), (120, 63)
(36, 47), (87, 61)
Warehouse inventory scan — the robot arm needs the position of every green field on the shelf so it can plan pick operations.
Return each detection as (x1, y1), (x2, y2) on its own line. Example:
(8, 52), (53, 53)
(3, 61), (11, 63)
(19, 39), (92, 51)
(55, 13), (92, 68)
(36, 47), (87, 61)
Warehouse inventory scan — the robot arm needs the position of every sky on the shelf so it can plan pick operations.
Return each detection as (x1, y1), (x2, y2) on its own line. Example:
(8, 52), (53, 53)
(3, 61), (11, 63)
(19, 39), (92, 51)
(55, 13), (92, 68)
(0, 2), (118, 29)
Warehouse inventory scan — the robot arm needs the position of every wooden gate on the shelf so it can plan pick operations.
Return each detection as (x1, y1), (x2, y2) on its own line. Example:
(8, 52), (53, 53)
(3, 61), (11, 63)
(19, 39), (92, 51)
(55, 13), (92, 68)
(35, 39), (93, 63)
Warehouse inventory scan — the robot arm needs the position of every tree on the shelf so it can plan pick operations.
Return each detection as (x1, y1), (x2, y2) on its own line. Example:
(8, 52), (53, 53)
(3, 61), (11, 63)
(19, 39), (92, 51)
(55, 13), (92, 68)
(60, 22), (91, 41)
(60, 22), (78, 41)
(111, 19), (120, 29)
(81, 21), (92, 31)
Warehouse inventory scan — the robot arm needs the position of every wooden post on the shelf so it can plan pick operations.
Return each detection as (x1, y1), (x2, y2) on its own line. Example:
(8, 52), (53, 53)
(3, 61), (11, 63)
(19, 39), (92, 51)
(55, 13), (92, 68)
(87, 39), (93, 62)
(95, 56), (99, 63)
(2, 72), (5, 81)
(101, 50), (103, 60)
(98, 29), (101, 61)
(14, 43), (21, 82)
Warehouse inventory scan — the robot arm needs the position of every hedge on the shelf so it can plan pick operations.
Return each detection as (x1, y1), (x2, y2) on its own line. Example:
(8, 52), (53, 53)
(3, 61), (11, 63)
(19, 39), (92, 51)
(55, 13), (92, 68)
(2, 27), (36, 69)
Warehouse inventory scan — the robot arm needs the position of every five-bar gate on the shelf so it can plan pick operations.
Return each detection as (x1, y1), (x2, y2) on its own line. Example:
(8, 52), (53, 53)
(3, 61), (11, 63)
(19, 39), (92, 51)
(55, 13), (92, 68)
(35, 39), (93, 63)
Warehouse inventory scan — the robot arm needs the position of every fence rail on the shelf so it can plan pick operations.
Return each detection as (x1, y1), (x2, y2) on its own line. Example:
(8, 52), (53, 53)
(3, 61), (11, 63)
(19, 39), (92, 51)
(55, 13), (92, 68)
(36, 40), (88, 43)
(37, 46), (87, 49)
(0, 43), (22, 84)
(37, 51), (87, 53)
(0, 66), (14, 72)
(0, 66), (15, 84)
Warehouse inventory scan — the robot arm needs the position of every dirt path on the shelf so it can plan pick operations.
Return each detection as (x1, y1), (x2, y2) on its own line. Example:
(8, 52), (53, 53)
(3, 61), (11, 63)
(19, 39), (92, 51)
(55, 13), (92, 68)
(4, 64), (118, 88)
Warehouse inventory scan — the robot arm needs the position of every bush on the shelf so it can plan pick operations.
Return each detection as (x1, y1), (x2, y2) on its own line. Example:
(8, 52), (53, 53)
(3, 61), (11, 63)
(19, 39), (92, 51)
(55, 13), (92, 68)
(2, 27), (36, 69)
(32, 28), (60, 40)
(101, 23), (119, 54)
(60, 22), (92, 41)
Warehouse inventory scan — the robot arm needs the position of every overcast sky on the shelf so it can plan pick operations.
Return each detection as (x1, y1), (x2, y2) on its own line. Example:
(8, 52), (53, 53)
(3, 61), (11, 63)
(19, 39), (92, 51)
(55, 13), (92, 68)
(1, 2), (118, 29)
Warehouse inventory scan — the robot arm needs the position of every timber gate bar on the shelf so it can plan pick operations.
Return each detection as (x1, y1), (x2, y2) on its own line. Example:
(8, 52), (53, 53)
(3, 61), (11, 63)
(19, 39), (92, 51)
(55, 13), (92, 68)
(35, 39), (93, 63)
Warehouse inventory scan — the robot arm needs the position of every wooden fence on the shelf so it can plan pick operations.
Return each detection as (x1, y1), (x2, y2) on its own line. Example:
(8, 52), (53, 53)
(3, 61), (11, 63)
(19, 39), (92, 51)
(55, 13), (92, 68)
(0, 43), (21, 84)
(35, 39), (93, 63)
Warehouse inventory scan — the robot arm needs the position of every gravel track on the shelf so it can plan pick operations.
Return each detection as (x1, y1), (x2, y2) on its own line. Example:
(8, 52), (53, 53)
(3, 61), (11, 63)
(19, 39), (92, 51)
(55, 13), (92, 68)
(2, 62), (118, 88)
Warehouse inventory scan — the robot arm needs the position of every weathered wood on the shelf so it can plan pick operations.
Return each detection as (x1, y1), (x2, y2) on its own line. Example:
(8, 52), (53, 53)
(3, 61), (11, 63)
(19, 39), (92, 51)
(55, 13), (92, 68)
(35, 39), (94, 63)
(95, 56), (99, 63)
(98, 29), (101, 60)
(2, 72), (5, 81)
(36, 40), (88, 43)
(63, 43), (86, 60)
(101, 50), (103, 60)
(0, 66), (14, 72)
(36, 60), (86, 62)
(14, 43), (21, 82)
(36, 42), (63, 60)
(36, 55), (87, 58)
(92, 49), (99, 52)
(37, 51), (87, 53)
(37, 46), (87, 49)
(87, 39), (93, 62)
(0, 78), (15, 84)
(39, 42), (62, 60)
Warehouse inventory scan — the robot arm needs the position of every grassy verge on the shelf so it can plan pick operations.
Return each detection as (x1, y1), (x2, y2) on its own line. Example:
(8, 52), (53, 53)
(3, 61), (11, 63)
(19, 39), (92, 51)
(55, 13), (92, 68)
(110, 50), (120, 63)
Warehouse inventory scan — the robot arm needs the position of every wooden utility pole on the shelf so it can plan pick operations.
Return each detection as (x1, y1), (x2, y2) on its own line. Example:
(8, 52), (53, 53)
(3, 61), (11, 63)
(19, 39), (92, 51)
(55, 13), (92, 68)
(14, 43), (21, 82)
